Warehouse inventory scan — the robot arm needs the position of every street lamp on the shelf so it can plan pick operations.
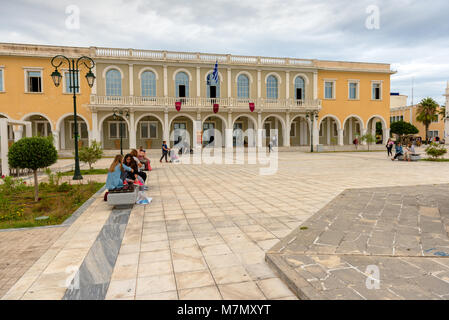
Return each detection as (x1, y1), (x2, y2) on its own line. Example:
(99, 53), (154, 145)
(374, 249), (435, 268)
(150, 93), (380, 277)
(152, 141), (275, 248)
(112, 107), (130, 156)
(50, 55), (96, 180)
(306, 111), (319, 153)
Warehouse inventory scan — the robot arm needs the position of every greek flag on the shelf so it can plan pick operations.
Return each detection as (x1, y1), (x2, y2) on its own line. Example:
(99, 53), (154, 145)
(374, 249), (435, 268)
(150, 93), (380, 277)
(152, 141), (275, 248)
(211, 60), (219, 84)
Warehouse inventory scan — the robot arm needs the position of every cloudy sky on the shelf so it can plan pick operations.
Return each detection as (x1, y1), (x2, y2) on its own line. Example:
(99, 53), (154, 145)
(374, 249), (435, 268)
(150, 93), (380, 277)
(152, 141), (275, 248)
(1, 0), (448, 104)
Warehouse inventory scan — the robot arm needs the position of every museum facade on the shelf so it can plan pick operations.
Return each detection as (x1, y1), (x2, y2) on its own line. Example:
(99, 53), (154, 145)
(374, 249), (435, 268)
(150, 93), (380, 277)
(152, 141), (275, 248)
(0, 43), (394, 151)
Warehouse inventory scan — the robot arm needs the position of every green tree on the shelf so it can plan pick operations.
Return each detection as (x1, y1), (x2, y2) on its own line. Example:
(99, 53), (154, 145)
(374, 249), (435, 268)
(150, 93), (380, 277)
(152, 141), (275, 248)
(77, 140), (103, 170)
(8, 137), (58, 201)
(361, 133), (376, 151)
(416, 97), (439, 141)
(390, 121), (419, 138)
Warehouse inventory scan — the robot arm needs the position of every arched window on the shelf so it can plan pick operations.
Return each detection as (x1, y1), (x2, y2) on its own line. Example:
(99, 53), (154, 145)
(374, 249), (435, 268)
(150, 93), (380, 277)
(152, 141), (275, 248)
(105, 69), (122, 96)
(266, 75), (278, 99)
(175, 72), (189, 98)
(237, 74), (249, 99)
(206, 73), (220, 98)
(294, 77), (305, 100)
(141, 71), (156, 97)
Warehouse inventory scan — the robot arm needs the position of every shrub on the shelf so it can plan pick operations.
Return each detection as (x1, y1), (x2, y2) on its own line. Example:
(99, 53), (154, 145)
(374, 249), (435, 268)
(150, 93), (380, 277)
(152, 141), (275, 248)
(77, 140), (103, 170)
(57, 182), (71, 192)
(425, 143), (447, 160)
(8, 137), (58, 201)
(0, 175), (27, 195)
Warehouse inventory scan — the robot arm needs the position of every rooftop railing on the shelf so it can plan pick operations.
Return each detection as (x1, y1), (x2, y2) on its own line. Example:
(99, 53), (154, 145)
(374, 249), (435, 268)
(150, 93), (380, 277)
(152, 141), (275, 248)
(92, 47), (314, 67)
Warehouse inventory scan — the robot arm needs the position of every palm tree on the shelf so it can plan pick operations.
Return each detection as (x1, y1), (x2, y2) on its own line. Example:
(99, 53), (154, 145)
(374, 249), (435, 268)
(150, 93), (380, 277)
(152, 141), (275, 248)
(416, 97), (439, 141)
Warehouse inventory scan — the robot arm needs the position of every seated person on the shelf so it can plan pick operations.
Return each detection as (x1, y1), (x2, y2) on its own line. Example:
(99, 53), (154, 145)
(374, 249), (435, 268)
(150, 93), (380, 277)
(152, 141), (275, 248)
(124, 153), (144, 185)
(391, 143), (404, 161)
(130, 149), (147, 182)
(106, 155), (133, 191)
(138, 147), (151, 171)
(404, 143), (416, 162)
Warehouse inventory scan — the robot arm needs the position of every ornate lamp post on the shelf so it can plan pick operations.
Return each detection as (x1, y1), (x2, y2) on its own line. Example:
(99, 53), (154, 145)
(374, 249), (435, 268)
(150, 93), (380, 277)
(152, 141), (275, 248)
(306, 111), (319, 153)
(50, 55), (96, 180)
(112, 107), (130, 156)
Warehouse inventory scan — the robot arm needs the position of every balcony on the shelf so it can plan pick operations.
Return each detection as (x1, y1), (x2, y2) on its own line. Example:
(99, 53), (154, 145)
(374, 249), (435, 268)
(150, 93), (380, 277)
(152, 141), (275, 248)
(89, 95), (321, 112)
(90, 95), (321, 112)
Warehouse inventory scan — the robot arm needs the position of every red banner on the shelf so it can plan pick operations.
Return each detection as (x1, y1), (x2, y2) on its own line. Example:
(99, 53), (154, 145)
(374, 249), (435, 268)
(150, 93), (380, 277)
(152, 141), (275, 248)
(249, 102), (255, 112)
(175, 101), (182, 112)
(213, 103), (219, 113)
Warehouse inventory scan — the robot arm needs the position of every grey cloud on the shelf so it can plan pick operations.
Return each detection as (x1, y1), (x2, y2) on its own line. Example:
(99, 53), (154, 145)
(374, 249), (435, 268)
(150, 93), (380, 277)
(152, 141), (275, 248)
(0, 0), (448, 104)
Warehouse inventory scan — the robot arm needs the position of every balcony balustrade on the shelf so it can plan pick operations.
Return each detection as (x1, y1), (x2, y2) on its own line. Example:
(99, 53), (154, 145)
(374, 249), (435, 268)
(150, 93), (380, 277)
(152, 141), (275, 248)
(90, 95), (321, 111)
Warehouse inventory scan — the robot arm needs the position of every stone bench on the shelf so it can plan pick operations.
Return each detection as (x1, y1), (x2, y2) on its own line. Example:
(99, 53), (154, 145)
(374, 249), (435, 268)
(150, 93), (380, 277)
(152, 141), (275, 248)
(107, 186), (138, 206)
(397, 154), (421, 161)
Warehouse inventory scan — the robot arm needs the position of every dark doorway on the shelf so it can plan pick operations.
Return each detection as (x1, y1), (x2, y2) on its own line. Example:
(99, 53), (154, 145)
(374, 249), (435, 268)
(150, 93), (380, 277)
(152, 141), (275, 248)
(210, 86), (217, 98)
(296, 88), (303, 105)
(179, 85), (186, 98)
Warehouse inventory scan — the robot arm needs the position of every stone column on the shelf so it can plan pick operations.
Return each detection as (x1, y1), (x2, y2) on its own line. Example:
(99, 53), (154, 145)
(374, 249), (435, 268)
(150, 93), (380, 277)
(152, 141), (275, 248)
(383, 128), (390, 145)
(257, 112), (263, 148)
(25, 123), (32, 137)
(327, 118), (331, 145)
(257, 70), (261, 99)
(60, 122), (65, 149)
(284, 112), (290, 147)
(196, 67), (201, 98)
(129, 64), (134, 96)
(226, 112), (233, 148)
(91, 110), (100, 143)
(13, 125), (23, 142)
(349, 120), (353, 144)
(0, 119), (9, 175)
(164, 111), (169, 146)
(313, 71), (318, 100)
(53, 131), (60, 150)
(163, 65), (168, 97)
(299, 119), (304, 145)
(312, 117), (319, 147)
(227, 68), (232, 98)
(338, 129), (344, 146)
(286, 72), (290, 99)
(360, 128), (367, 145)
(129, 111), (136, 149)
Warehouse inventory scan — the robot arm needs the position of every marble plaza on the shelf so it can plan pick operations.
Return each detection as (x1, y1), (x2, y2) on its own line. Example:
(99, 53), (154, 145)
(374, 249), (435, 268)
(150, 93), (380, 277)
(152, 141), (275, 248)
(2, 150), (449, 300)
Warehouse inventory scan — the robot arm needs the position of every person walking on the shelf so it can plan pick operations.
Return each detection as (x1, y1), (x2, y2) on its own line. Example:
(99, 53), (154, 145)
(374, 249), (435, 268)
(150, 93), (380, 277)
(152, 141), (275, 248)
(353, 137), (359, 150)
(386, 138), (394, 157)
(160, 140), (170, 163)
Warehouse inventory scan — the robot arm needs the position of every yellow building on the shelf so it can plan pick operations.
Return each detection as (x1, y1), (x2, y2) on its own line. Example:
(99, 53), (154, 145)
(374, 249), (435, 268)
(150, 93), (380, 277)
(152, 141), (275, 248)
(0, 43), (394, 152)
(390, 93), (445, 140)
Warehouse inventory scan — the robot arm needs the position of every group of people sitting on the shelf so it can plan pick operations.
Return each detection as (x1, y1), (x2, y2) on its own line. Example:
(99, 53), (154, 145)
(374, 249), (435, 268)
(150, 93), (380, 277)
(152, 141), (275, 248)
(387, 139), (416, 162)
(105, 147), (152, 199)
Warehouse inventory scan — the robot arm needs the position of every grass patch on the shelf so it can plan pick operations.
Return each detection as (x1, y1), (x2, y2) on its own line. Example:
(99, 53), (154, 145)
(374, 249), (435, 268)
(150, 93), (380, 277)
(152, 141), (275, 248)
(60, 169), (108, 176)
(420, 158), (449, 162)
(0, 181), (103, 229)
(317, 150), (384, 153)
